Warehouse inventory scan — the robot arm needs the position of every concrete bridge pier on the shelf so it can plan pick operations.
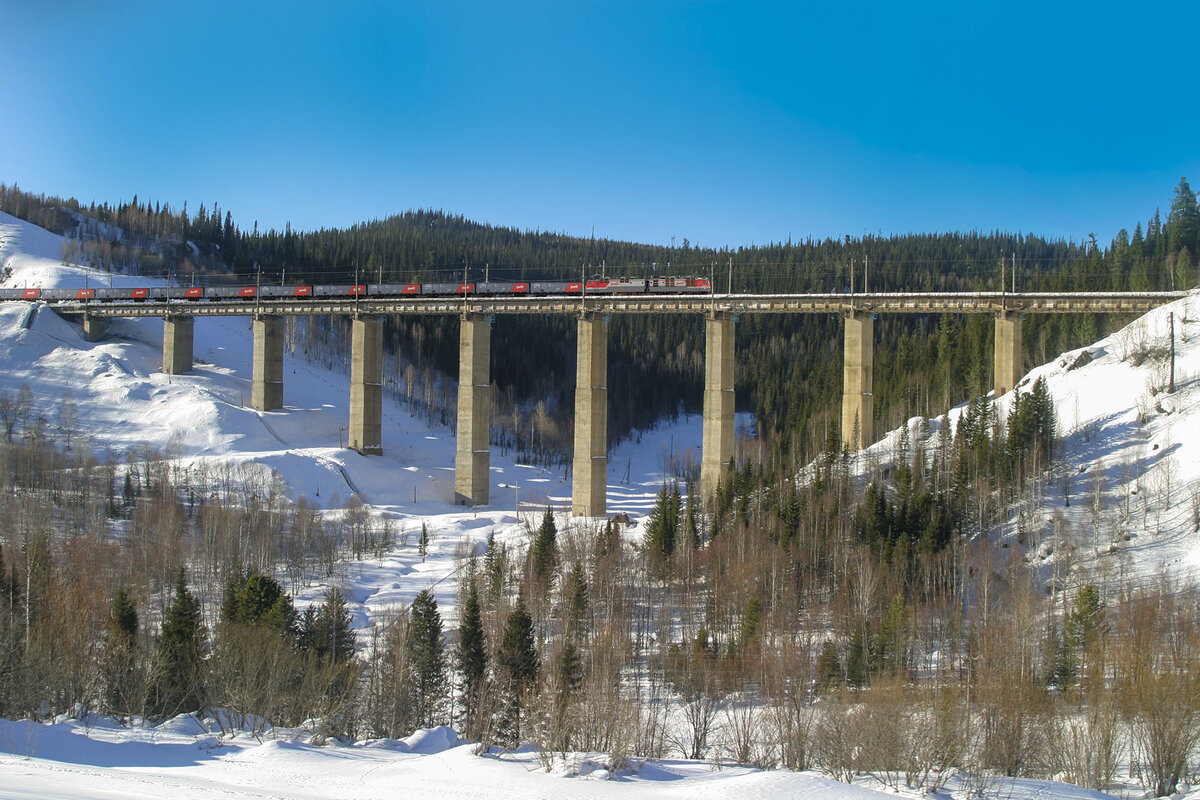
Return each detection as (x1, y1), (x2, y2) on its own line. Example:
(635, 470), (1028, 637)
(841, 311), (874, 451)
(455, 314), (491, 506)
(572, 313), (608, 517)
(162, 315), (194, 375)
(349, 313), (383, 455)
(700, 312), (736, 502)
(252, 315), (284, 410)
(994, 311), (1023, 397)
(81, 315), (109, 342)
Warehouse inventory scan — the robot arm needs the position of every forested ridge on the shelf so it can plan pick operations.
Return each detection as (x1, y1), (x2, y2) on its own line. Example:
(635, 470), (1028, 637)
(2, 179), (1197, 464)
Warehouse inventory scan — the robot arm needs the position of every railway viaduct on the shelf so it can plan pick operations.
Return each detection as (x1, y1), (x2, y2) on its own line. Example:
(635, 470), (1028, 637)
(56, 290), (1184, 516)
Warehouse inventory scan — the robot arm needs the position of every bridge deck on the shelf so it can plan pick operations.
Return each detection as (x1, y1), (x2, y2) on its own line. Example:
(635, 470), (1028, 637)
(42, 290), (1188, 318)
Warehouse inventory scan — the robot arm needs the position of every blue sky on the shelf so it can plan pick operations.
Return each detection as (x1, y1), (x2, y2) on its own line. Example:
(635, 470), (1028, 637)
(1, 2), (1196, 249)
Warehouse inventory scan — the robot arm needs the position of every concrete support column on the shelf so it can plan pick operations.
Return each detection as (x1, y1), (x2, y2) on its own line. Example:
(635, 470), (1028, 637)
(994, 311), (1023, 397)
(841, 311), (874, 451)
(81, 315), (108, 342)
(572, 314), (608, 517)
(700, 313), (735, 502)
(349, 314), (383, 455)
(162, 315), (194, 375)
(251, 315), (284, 410)
(455, 315), (491, 506)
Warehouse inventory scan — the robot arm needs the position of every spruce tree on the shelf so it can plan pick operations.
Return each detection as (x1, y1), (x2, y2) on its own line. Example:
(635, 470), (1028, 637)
(405, 589), (448, 728)
(529, 508), (558, 584)
(233, 573), (284, 625)
(484, 532), (507, 609)
(817, 639), (842, 690)
(1167, 177), (1200, 257)
(102, 587), (142, 718)
(219, 566), (245, 623)
(498, 596), (538, 686)
(111, 587), (138, 641)
(309, 587), (355, 663)
(681, 490), (700, 550)
(846, 619), (870, 688)
(495, 595), (539, 747)
(551, 639), (583, 749)
(644, 482), (681, 571)
(876, 594), (907, 676)
(147, 568), (206, 718)
(296, 605), (318, 652)
(595, 519), (618, 562)
(564, 560), (590, 641)
(455, 573), (488, 737)
(737, 597), (764, 654)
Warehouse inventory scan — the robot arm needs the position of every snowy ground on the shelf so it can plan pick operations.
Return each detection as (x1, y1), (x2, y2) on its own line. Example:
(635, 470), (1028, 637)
(1, 210), (1195, 798)
(0, 714), (1122, 800)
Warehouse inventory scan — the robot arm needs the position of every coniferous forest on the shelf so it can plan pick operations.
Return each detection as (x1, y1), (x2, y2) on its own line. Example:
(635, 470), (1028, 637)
(4, 178), (1198, 464)
(1, 180), (1200, 794)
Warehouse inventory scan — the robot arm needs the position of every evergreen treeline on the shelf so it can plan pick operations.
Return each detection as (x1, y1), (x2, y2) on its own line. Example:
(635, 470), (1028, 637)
(3, 179), (1196, 465)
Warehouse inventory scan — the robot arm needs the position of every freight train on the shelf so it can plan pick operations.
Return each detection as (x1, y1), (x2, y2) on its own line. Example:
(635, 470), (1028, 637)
(0, 276), (712, 303)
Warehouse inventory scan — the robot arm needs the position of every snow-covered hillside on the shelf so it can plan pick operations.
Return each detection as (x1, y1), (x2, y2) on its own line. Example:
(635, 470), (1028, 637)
(856, 286), (1200, 593)
(0, 209), (707, 627)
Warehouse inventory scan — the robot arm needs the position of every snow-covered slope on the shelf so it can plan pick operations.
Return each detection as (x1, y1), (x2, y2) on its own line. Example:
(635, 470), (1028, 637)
(858, 286), (1200, 591)
(0, 210), (707, 624)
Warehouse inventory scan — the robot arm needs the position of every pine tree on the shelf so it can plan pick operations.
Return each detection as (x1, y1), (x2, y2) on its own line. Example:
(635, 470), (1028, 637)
(147, 568), (206, 718)
(405, 589), (448, 728)
(419, 521), (429, 561)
